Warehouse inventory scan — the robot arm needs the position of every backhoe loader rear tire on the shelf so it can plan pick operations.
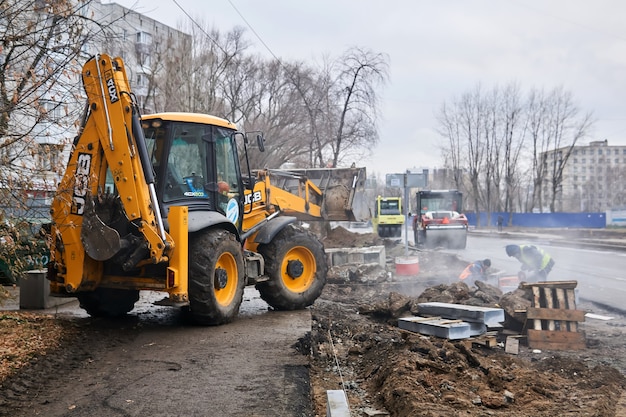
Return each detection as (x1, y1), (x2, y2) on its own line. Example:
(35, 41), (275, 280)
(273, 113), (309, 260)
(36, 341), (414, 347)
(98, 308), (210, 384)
(256, 225), (327, 311)
(188, 229), (245, 325)
(77, 288), (139, 318)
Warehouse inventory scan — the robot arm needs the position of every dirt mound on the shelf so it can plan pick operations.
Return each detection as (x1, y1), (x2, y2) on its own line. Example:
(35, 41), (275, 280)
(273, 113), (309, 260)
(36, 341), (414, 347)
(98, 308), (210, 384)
(322, 226), (384, 248)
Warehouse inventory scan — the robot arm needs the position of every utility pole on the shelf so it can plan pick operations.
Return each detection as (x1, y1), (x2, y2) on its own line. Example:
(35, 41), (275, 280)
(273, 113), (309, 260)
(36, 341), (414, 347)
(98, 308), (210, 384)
(403, 171), (409, 256)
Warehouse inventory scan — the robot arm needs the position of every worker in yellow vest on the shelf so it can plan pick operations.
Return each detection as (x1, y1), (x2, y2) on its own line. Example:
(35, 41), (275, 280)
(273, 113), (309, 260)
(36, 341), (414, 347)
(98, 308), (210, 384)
(505, 244), (555, 282)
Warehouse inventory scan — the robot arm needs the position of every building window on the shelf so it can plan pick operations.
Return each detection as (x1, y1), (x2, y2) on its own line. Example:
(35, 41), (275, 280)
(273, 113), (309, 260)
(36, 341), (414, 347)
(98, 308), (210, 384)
(598, 149), (603, 155)
(137, 53), (151, 66)
(39, 100), (62, 120)
(38, 144), (62, 171)
(582, 158), (586, 164)
(136, 31), (152, 45)
(136, 73), (148, 87)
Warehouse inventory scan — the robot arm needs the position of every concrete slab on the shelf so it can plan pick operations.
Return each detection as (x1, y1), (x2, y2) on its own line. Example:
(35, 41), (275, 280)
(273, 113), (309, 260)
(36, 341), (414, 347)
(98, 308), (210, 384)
(417, 302), (505, 327)
(398, 316), (471, 340)
(326, 390), (350, 417)
(467, 321), (488, 336)
(325, 245), (386, 267)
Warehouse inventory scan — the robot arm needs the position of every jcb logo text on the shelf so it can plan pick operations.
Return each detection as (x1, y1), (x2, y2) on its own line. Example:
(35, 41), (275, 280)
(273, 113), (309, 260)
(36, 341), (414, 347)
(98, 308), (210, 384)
(72, 153), (92, 215)
(105, 70), (119, 103)
(244, 191), (263, 205)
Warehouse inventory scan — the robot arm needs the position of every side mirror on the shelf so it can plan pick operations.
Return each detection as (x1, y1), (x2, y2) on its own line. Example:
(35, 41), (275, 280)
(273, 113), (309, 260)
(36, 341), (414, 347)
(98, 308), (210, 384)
(256, 134), (265, 152)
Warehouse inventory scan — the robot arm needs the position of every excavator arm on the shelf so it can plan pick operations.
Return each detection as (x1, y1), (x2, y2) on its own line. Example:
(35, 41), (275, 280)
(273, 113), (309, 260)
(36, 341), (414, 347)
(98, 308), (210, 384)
(48, 54), (175, 293)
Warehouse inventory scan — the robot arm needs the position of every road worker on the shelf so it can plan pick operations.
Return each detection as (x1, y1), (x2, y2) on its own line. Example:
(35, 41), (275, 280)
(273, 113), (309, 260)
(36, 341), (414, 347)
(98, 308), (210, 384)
(505, 244), (555, 282)
(459, 258), (491, 285)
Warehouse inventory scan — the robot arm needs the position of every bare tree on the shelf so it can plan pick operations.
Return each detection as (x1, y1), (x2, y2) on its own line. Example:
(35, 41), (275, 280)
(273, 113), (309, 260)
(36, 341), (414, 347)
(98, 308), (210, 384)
(327, 47), (388, 168)
(161, 20), (249, 116)
(526, 87), (592, 212)
(236, 60), (313, 169)
(0, 0), (108, 218)
(437, 103), (464, 190)
(437, 85), (489, 224)
(0, 0), (114, 280)
(499, 83), (527, 217)
(482, 87), (500, 225)
(282, 58), (336, 168)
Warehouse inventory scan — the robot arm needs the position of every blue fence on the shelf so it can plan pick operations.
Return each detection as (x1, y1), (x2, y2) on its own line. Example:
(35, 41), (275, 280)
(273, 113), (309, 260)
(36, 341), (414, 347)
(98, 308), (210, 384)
(466, 212), (606, 229)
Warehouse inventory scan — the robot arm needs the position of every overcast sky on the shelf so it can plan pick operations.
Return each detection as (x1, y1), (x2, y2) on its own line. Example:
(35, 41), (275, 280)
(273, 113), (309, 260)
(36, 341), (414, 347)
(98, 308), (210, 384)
(111, 0), (626, 178)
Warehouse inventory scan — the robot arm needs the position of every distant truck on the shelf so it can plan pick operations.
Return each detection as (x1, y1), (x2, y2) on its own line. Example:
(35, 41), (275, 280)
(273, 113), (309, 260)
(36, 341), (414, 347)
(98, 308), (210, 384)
(412, 190), (468, 249)
(372, 196), (404, 238)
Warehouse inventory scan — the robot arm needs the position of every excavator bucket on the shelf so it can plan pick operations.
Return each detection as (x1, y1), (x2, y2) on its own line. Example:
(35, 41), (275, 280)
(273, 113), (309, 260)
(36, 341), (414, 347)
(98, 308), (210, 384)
(267, 167), (369, 222)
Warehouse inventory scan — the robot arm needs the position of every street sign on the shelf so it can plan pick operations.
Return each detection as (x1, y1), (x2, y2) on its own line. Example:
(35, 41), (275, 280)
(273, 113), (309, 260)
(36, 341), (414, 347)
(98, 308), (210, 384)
(386, 172), (428, 188)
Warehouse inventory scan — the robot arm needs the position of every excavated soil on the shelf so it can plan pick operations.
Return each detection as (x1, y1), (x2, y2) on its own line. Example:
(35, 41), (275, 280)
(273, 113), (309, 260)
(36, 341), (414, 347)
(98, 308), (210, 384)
(310, 226), (626, 416)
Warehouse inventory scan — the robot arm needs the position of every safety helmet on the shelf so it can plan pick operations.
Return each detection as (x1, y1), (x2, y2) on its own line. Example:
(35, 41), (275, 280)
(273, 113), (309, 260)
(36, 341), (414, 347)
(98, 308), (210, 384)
(483, 259), (491, 267)
(505, 245), (520, 257)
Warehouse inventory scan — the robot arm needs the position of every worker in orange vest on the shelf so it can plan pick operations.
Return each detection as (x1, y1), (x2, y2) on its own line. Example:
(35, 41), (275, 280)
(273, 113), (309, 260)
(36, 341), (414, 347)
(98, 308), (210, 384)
(459, 259), (491, 285)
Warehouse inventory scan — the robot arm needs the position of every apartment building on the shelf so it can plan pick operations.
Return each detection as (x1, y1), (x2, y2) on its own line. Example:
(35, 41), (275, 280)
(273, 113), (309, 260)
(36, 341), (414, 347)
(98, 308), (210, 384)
(542, 140), (626, 212)
(94, 1), (191, 113)
(0, 1), (190, 220)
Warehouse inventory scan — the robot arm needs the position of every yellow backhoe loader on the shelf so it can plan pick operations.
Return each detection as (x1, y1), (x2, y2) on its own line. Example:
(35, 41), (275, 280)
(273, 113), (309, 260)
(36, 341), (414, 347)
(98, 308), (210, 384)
(47, 54), (367, 324)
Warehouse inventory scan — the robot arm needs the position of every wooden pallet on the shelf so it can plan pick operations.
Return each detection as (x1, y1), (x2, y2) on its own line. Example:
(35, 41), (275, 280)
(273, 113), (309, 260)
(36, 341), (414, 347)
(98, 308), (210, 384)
(461, 332), (499, 349)
(520, 281), (586, 350)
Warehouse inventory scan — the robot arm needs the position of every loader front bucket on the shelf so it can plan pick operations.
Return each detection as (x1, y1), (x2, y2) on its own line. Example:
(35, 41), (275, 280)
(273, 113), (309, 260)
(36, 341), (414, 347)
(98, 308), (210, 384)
(268, 167), (369, 222)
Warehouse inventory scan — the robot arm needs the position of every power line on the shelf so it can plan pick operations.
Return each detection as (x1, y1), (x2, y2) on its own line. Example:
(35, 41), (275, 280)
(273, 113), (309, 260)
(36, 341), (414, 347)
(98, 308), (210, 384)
(170, 0), (229, 56)
(226, 0), (282, 64)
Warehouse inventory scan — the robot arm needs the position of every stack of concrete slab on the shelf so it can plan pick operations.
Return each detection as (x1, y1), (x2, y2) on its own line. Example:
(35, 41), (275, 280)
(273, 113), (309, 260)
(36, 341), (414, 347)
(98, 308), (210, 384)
(398, 316), (473, 340)
(417, 302), (505, 327)
(398, 302), (504, 340)
(325, 245), (386, 267)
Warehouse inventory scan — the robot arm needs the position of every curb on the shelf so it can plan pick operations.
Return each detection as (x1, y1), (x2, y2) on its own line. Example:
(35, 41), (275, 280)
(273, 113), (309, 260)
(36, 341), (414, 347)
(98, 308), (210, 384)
(469, 230), (626, 252)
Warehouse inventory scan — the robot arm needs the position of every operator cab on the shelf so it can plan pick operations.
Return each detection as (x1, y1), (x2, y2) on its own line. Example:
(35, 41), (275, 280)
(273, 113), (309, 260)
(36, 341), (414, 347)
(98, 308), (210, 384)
(141, 113), (245, 230)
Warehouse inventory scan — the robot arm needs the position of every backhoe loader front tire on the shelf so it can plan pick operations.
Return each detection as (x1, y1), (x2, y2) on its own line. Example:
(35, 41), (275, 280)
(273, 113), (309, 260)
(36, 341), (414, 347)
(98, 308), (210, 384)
(188, 229), (245, 325)
(77, 288), (139, 318)
(257, 225), (327, 311)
